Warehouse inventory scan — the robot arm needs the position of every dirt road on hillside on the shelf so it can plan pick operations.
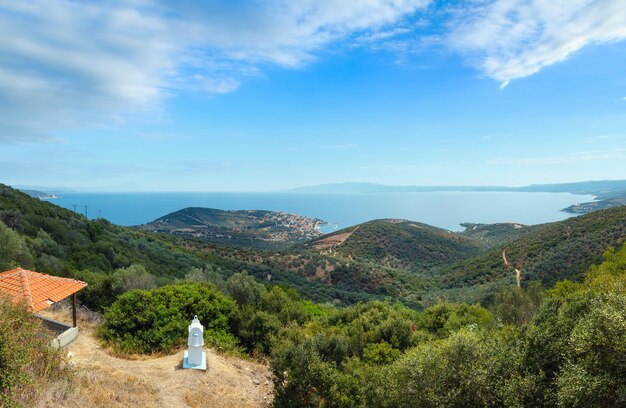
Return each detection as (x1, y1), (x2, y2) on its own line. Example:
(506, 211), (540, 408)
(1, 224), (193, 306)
(502, 249), (521, 287)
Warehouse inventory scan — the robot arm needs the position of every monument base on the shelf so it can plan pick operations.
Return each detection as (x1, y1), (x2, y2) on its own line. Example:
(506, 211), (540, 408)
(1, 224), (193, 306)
(182, 350), (207, 371)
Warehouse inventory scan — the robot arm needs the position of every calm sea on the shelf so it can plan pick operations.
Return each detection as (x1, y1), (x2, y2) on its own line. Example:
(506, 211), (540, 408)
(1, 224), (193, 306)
(47, 191), (595, 232)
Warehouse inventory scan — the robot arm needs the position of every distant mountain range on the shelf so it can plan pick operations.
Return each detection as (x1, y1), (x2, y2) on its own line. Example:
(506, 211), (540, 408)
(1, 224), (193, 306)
(288, 180), (626, 195)
(288, 180), (626, 213)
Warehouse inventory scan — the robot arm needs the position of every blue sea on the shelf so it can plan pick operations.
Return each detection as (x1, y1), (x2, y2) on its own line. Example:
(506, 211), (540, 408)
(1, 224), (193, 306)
(47, 191), (595, 232)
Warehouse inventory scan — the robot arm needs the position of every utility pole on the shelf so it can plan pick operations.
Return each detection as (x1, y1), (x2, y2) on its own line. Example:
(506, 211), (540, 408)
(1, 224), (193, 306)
(72, 204), (77, 213)
(98, 209), (102, 219)
(84, 206), (88, 218)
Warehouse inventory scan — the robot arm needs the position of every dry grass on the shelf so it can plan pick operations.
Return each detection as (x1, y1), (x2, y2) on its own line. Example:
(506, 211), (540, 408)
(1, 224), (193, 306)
(35, 367), (160, 408)
(64, 327), (272, 407)
(184, 388), (270, 408)
(29, 300), (273, 407)
(69, 368), (160, 408)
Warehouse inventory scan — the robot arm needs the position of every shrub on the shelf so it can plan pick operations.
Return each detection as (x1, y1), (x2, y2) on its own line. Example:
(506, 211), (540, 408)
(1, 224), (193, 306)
(111, 264), (157, 292)
(371, 328), (522, 408)
(493, 281), (544, 325)
(98, 282), (237, 354)
(518, 243), (626, 407)
(421, 301), (495, 337)
(0, 296), (69, 407)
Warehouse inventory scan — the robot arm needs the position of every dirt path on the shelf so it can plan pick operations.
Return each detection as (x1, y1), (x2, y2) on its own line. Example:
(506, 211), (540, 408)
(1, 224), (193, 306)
(66, 329), (274, 408)
(502, 249), (521, 287)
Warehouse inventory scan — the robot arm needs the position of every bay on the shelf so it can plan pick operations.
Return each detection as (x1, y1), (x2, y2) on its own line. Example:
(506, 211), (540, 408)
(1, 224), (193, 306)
(48, 191), (595, 232)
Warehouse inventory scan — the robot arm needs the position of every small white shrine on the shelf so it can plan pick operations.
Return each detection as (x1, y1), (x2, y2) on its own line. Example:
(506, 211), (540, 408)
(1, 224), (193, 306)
(182, 315), (207, 370)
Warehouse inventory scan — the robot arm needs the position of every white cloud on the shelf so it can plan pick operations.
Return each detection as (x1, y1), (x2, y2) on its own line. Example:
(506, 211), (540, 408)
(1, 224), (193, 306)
(448, 0), (626, 83)
(0, 0), (430, 142)
(4, 0), (624, 143)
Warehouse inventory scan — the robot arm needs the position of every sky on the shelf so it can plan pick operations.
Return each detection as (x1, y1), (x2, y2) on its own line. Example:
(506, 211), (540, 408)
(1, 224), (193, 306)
(1, 0), (625, 192)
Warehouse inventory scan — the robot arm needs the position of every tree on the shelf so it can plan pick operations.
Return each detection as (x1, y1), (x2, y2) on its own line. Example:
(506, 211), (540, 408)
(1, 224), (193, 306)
(226, 272), (266, 306)
(493, 281), (544, 325)
(0, 220), (32, 270)
(111, 264), (157, 292)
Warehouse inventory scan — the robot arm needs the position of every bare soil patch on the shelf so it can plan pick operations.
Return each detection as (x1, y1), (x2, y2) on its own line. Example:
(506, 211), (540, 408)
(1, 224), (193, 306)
(309, 226), (359, 250)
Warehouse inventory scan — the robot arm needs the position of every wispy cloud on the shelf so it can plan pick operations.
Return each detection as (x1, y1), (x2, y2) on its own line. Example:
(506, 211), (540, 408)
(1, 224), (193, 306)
(448, 0), (626, 85)
(488, 149), (626, 165)
(2, 0), (626, 144)
(0, 0), (431, 143)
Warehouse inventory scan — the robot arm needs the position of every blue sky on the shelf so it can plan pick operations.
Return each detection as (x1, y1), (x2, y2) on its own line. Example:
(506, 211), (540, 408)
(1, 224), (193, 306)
(1, 0), (625, 191)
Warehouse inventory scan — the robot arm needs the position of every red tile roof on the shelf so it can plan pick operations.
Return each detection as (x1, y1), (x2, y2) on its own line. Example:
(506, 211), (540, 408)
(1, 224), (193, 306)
(0, 268), (86, 312)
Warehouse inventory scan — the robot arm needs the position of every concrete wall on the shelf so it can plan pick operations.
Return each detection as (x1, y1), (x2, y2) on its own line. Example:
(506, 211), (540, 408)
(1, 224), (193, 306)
(37, 315), (79, 348)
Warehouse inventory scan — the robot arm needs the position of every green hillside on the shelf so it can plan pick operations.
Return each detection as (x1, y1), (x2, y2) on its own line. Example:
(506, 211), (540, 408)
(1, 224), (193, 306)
(3, 182), (626, 313)
(0, 184), (206, 277)
(0, 184), (428, 308)
(438, 205), (626, 303)
(310, 219), (481, 270)
(459, 222), (536, 248)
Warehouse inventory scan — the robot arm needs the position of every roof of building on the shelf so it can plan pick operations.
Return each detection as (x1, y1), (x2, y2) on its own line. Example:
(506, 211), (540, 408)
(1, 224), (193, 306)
(0, 268), (86, 312)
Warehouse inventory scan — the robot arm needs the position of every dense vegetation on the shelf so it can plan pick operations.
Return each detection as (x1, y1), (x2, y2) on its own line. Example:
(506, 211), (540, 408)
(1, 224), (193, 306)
(315, 219), (481, 270)
(0, 297), (69, 407)
(438, 205), (626, 304)
(2, 183), (626, 312)
(99, 283), (237, 354)
(99, 242), (626, 407)
(460, 222), (536, 247)
(3, 182), (626, 406)
(0, 185), (431, 309)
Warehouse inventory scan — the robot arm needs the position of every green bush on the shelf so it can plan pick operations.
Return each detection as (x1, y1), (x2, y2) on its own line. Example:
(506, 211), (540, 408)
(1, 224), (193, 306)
(517, 244), (626, 407)
(371, 328), (522, 408)
(98, 282), (237, 354)
(493, 281), (544, 325)
(0, 296), (69, 407)
(421, 301), (495, 337)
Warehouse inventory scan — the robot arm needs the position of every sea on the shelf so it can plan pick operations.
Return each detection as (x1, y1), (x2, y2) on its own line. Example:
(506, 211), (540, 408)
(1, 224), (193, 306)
(48, 191), (595, 233)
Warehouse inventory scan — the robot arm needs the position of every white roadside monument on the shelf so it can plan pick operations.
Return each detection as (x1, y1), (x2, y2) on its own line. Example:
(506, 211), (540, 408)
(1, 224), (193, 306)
(183, 315), (207, 370)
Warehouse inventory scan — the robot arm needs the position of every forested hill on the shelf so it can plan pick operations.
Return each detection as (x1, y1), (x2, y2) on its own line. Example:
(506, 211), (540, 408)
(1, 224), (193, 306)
(136, 207), (323, 249)
(309, 219), (482, 270)
(437, 204), (626, 304)
(0, 184), (214, 304)
(2, 182), (626, 312)
(459, 222), (536, 247)
(0, 184), (430, 309)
